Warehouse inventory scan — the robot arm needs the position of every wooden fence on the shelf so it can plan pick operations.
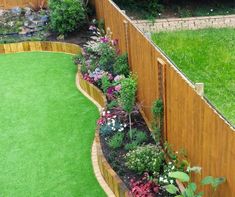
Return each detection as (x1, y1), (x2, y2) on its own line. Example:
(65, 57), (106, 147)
(0, 0), (44, 9)
(92, 0), (235, 196)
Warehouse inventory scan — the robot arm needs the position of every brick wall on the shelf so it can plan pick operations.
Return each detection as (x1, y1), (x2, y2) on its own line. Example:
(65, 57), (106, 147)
(133, 15), (235, 33)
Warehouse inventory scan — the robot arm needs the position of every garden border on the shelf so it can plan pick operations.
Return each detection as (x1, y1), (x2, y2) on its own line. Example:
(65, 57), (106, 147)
(76, 70), (131, 197)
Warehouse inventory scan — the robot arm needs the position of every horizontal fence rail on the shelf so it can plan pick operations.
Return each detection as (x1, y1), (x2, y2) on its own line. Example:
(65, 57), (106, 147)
(92, 0), (235, 196)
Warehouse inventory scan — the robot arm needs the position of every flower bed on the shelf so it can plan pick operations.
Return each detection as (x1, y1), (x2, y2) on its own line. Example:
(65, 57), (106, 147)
(75, 23), (226, 197)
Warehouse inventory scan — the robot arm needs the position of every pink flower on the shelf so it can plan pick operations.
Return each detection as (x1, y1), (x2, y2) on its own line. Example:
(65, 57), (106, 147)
(115, 84), (121, 92)
(112, 39), (118, 46)
(89, 25), (97, 31)
(97, 117), (105, 125)
(114, 75), (123, 82)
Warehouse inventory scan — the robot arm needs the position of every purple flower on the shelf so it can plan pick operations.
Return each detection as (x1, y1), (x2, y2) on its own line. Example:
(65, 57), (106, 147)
(100, 37), (110, 43)
(107, 87), (115, 95)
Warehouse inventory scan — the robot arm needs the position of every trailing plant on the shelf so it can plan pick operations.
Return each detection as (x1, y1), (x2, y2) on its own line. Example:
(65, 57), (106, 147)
(125, 144), (164, 175)
(119, 74), (137, 140)
(113, 53), (130, 77)
(49, 0), (86, 35)
(108, 132), (124, 149)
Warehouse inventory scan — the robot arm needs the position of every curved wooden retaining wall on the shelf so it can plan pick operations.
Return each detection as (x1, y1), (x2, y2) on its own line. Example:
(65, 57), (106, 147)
(0, 41), (129, 197)
(77, 72), (130, 197)
(0, 41), (81, 55)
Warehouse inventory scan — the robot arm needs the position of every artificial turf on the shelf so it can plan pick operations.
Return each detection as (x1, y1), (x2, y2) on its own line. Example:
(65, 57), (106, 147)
(152, 28), (235, 126)
(0, 52), (106, 196)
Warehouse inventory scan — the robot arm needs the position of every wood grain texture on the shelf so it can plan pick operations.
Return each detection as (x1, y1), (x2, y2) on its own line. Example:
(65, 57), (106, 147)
(0, 41), (81, 55)
(0, 0), (44, 9)
(92, 0), (235, 196)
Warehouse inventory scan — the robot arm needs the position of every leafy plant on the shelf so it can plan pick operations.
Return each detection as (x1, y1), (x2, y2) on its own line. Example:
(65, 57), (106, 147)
(119, 75), (137, 140)
(125, 144), (164, 175)
(49, 0), (86, 35)
(165, 171), (203, 197)
(126, 129), (147, 147)
(101, 75), (112, 93)
(133, 129), (147, 144)
(107, 100), (118, 109)
(130, 174), (160, 196)
(113, 53), (130, 77)
(124, 141), (138, 151)
(108, 132), (124, 149)
(201, 176), (226, 197)
(165, 171), (226, 197)
(98, 43), (117, 73)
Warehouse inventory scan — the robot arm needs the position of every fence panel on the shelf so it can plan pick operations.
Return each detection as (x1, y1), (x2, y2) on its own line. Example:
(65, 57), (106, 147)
(0, 0), (40, 9)
(93, 0), (235, 196)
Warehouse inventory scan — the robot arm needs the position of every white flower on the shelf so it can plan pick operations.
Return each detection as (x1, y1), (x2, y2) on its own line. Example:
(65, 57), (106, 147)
(170, 180), (174, 184)
(210, 9), (213, 12)
(159, 177), (163, 182)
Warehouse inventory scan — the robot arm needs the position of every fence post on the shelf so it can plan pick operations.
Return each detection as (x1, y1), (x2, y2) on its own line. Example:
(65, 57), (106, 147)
(157, 58), (168, 141)
(123, 20), (132, 69)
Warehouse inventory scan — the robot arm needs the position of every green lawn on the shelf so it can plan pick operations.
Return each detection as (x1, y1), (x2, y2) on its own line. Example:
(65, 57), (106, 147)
(152, 28), (235, 125)
(0, 52), (106, 196)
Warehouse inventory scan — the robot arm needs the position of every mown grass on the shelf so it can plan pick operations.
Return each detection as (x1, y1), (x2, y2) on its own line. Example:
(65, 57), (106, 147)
(152, 28), (235, 125)
(0, 52), (106, 196)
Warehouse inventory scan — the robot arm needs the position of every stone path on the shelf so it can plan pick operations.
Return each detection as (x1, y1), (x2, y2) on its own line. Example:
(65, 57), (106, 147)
(133, 14), (235, 33)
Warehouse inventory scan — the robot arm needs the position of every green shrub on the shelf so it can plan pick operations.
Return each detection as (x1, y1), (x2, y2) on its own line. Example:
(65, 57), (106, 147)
(101, 75), (112, 93)
(124, 141), (138, 151)
(108, 132), (124, 149)
(49, 0), (86, 35)
(132, 129), (147, 144)
(98, 43), (117, 73)
(113, 53), (130, 77)
(125, 144), (164, 174)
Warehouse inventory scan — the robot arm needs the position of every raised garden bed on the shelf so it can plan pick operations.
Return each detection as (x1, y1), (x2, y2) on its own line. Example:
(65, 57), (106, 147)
(75, 23), (227, 197)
